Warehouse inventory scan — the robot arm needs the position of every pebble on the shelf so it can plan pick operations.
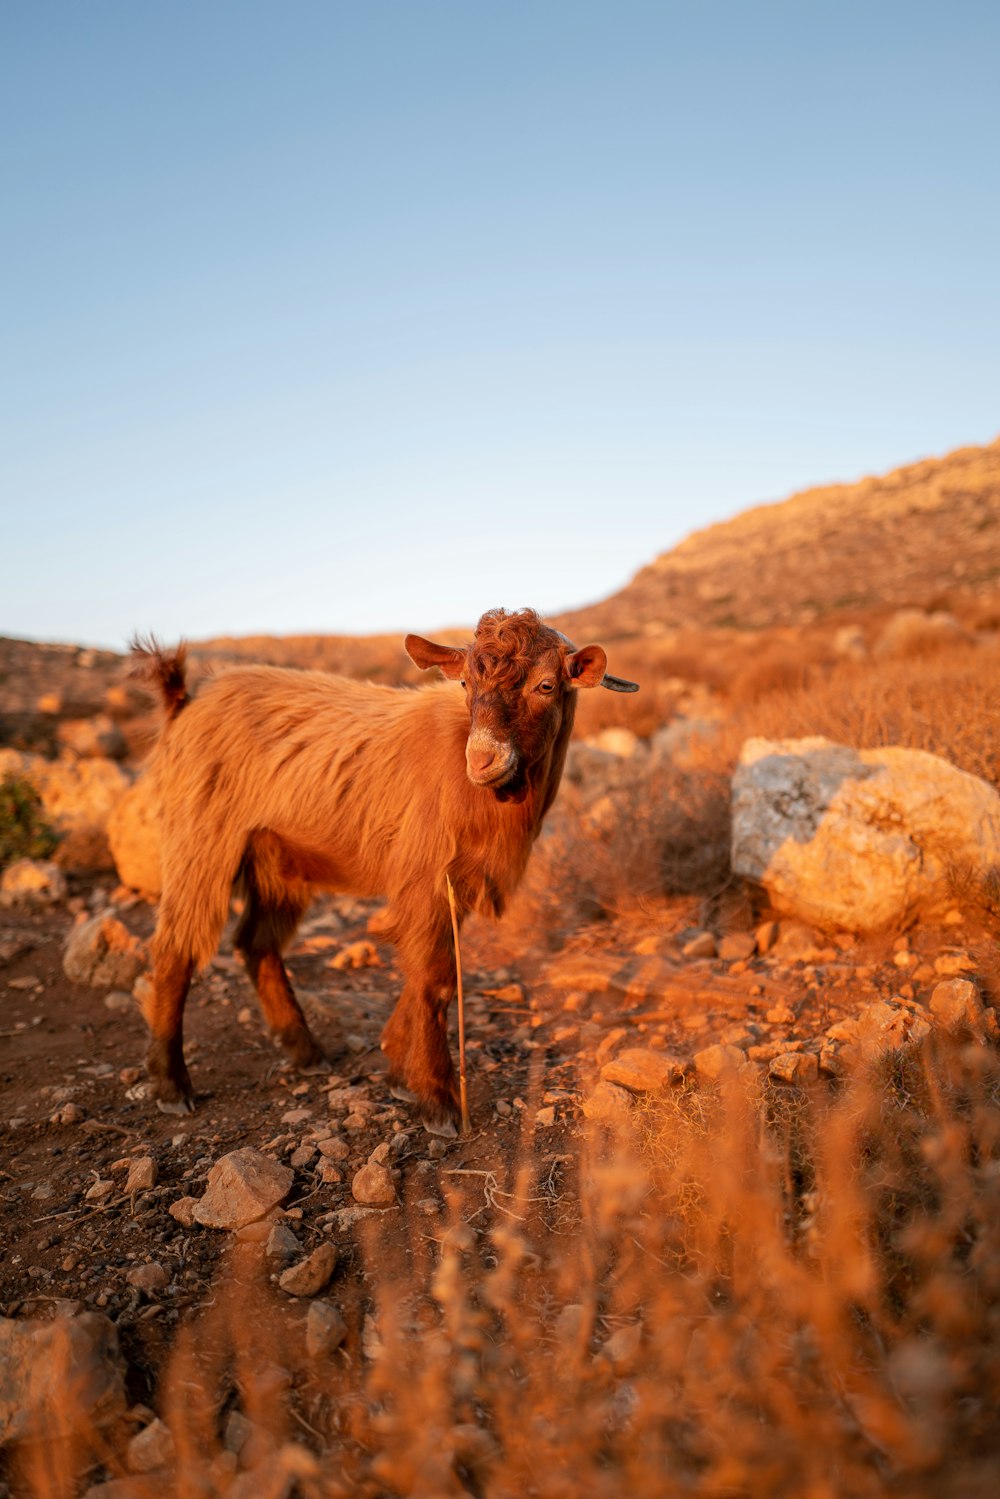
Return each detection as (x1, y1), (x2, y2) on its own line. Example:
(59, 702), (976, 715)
(305, 1299), (348, 1358)
(278, 1243), (339, 1298)
(315, 1135), (350, 1161)
(192, 1149), (294, 1231)
(125, 1158), (157, 1193)
(929, 978), (983, 1033)
(718, 932), (756, 962)
(769, 1052), (819, 1085)
(85, 1179), (115, 1202)
(580, 1080), (633, 1126)
(103, 991), (134, 1012)
(600, 1047), (682, 1093)
(351, 1160), (396, 1206)
(934, 952), (975, 976)
(266, 1224), (302, 1262)
(682, 931), (717, 959)
(693, 1044), (748, 1080)
(126, 1263), (169, 1293)
(127, 1417), (175, 1474)
(167, 1197), (197, 1227)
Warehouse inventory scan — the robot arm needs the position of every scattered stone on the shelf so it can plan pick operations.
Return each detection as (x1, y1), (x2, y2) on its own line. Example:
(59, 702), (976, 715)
(594, 1027), (628, 1066)
(86, 1179), (115, 1202)
(125, 1157), (157, 1193)
(289, 1144), (316, 1169)
(127, 1416), (175, 1473)
(328, 939), (380, 971)
(125, 1263), (169, 1294)
(104, 990), (135, 1011)
(63, 913), (147, 989)
(266, 1224), (302, 1262)
(351, 1160), (396, 1207)
(52, 1102), (86, 1125)
(769, 1051), (820, 1085)
(733, 736), (1000, 931)
(682, 930), (717, 959)
(580, 1080), (633, 1126)
(0, 1313), (126, 1443)
(601, 1047), (682, 1093)
(305, 1300), (348, 1358)
(929, 978), (984, 1033)
(168, 1197), (197, 1227)
(766, 1003), (796, 1025)
(315, 1135), (350, 1161)
(192, 1149), (294, 1230)
(598, 1322), (642, 1373)
(693, 1044), (748, 1080)
(718, 932), (756, 962)
(534, 1105), (556, 1126)
(755, 920), (779, 955)
(933, 951), (975, 976)
(278, 1243), (339, 1298)
(772, 923), (823, 963)
(0, 858), (67, 908)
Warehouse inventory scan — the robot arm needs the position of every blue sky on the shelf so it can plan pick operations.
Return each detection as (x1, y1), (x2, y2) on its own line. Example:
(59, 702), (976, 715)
(2, 1), (998, 649)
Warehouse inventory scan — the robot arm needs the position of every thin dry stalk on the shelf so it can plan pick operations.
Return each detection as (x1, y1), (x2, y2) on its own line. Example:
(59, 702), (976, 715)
(446, 871), (471, 1133)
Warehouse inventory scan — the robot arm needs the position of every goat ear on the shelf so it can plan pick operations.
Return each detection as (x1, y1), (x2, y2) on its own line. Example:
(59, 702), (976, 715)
(405, 634), (466, 680)
(564, 644), (608, 689)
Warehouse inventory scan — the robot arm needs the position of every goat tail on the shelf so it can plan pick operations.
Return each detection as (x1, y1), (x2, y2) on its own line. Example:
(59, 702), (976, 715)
(129, 633), (190, 722)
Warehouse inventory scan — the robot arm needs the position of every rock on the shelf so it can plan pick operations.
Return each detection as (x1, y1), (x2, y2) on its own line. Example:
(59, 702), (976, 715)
(315, 1135), (350, 1161)
(693, 1044), (748, 1080)
(305, 1300), (348, 1358)
(682, 930), (717, 959)
(107, 778), (161, 897)
(933, 951), (976, 976)
(57, 715), (127, 761)
(587, 727), (640, 758)
(0, 1312), (125, 1443)
(86, 1179), (115, 1202)
(732, 737), (1000, 931)
(351, 1160), (396, 1207)
(755, 920), (779, 954)
(266, 1224), (302, 1262)
(278, 1243), (339, 1298)
(598, 1322), (642, 1373)
(601, 1047), (682, 1093)
(718, 932), (756, 962)
(829, 1000), (932, 1064)
(769, 1051), (819, 1085)
(329, 939), (380, 971)
(0, 858), (67, 907)
(64, 913), (147, 989)
(580, 1080), (634, 1126)
(53, 1102), (86, 1125)
(0, 748), (129, 872)
(192, 1149), (294, 1230)
(534, 1105), (556, 1126)
(168, 1196), (197, 1227)
(125, 1263), (169, 1294)
(125, 1157), (157, 1193)
(127, 1416), (175, 1473)
(929, 978), (984, 1033)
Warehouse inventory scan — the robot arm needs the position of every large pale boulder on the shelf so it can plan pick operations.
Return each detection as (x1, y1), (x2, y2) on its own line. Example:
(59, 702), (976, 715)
(731, 737), (1000, 931)
(0, 748), (129, 871)
(108, 776), (161, 896)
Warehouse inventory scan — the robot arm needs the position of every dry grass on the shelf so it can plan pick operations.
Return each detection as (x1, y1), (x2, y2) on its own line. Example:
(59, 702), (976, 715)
(15, 1038), (1000, 1498)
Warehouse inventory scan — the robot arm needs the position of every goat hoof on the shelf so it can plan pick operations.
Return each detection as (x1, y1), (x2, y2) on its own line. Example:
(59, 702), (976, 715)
(423, 1114), (458, 1139)
(156, 1094), (195, 1116)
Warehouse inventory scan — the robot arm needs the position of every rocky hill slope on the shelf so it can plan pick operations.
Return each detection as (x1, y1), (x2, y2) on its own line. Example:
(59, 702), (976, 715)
(558, 437), (1000, 641)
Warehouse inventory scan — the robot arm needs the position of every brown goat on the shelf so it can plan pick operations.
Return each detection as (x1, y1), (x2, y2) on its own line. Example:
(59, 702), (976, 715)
(131, 608), (638, 1133)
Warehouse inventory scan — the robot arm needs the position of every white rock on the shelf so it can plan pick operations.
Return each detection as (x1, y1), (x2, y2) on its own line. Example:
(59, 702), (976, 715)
(64, 913), (147, 990)
(0, 858), (67, 907)
(732, 737), (1000, 931)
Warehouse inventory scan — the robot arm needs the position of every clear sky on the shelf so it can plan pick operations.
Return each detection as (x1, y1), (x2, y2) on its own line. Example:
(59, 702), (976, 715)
(3, 1), (998, 650)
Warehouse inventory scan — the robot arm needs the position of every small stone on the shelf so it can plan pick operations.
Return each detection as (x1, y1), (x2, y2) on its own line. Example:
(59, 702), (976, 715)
(289, 1144), (316, 1169)
(601, 1047), (681, 1093)
(0, 858), (67, 908)
(934, 951), (975, 976)
(769, 1052), (820, 1085)
(168, 1197), (196, 1227)
(126, 1263), (169, 1294)
(104, 991), (134, 1012)
(598, 1322), (642, 1373)
(943, 909), (964, 926)
(318, 1163), (342, 1185)
(594, 1027), (628, 1066)
(534, 1105), (556, 1126)
(192, 1149), (294, 1230)
(278, 1243), (339, 1298)
(351, 1161), (396, 1207)
(127, 1417), (175, 1473)
(580, 1080), (633, 1126)
(929, 978), (983, 1033)
(682, 931), (717, 959)
(755, 920), (779, 955)
(86, 1179), (115, 1202)
(315, 1135), (350, 1161)
(766, 1003), (796, 1025)
(125, 1158), (157, 1193)
(63, 913), (147, 990)
(266, 1224), (302, 1262)
(118, 1066), (142, 1085)
(693, 1044), (748, 1080)
(554, 1303), (589, 1344)
(718, 932), (756, 962)
(305, 1299), (347, 1358)
(53, 1102), (86, 1125)
(893, 949), (915, 968)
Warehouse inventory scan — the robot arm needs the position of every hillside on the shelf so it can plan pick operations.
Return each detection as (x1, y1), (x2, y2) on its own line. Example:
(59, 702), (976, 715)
(558, 437), (1000, 641)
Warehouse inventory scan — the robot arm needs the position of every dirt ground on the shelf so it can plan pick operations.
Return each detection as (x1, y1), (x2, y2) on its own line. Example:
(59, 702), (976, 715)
(2, 872), (995, 1412)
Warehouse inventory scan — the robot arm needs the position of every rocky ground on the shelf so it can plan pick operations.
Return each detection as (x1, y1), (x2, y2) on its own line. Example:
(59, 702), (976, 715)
(2, 852), (998, 1492)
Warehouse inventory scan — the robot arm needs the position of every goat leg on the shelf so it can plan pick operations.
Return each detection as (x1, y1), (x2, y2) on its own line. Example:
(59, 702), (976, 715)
(144, 947), (196, 1114)
(381, 981), (460, 1137)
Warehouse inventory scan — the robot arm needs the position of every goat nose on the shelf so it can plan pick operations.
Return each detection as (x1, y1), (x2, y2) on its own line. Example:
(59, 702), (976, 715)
(467, 745), (496, 776)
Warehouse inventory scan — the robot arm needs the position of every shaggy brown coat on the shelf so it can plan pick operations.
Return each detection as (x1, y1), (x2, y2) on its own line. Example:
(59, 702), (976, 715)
(133, 608), (637, 1132)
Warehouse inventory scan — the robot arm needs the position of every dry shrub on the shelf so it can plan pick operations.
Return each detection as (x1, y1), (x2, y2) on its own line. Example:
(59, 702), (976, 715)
(738, 638), (1000, 787)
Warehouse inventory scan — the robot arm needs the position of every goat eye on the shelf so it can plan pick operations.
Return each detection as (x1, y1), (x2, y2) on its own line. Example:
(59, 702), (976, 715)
(460, 680), (466, 689)
(538, 680), (555, 694)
